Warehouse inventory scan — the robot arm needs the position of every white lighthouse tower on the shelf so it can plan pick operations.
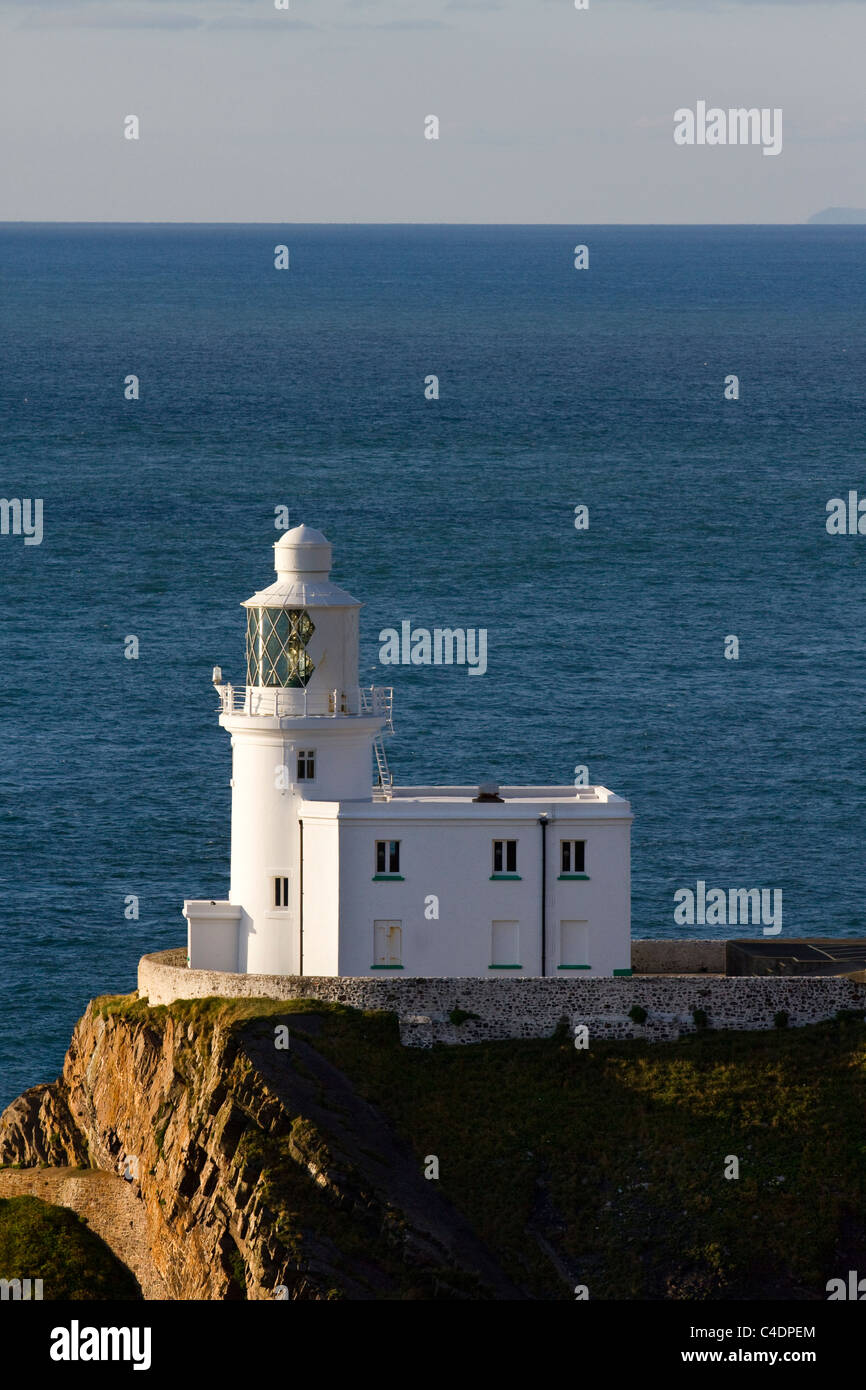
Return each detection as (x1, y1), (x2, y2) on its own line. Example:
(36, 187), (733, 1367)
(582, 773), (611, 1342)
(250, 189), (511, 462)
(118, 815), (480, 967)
(184, 525), (392, 976)
(185, 524), (633, 981)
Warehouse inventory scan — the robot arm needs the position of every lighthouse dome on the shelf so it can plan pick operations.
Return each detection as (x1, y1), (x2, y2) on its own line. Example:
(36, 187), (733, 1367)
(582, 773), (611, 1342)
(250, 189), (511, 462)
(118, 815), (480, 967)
(242, 524), (361, 610)
(275, 524), (332, 579)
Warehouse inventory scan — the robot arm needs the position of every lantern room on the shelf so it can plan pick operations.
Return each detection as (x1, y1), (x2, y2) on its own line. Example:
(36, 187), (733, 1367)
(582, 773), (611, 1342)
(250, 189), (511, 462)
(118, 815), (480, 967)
(237, 524), (363, 708)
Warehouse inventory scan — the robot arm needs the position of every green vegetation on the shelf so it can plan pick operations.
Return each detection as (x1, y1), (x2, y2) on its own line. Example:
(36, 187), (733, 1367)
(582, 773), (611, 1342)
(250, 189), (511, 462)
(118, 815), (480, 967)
(106, 993), (866, 1300)
(449, 1007), (481, 1027)
(628, 1005), (648, 1026)
(102, 992), (358, 1030)
(153, 1100), (174, 1156)
(692, 1008), (709, 1030)
(224, 1239), (248, 1300)
(288, 1009), (866, 1299)
(0, 1196), (141, 1300)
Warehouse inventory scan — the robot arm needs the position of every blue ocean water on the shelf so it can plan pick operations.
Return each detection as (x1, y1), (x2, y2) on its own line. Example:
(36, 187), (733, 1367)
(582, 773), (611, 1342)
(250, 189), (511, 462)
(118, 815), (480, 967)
(1, 224), (865, 1111)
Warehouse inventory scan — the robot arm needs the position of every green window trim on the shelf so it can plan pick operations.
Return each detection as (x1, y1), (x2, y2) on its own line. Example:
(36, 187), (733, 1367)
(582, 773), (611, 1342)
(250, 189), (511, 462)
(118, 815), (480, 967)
(558, 873), (590, 880)
(370, 964), (404, 970)
(489, 874), (522, 881)
(372, 874), (405, 881)
(558, 964), (591, 970)
(613, 968), (633, 977)
(488, 964), (522, 970)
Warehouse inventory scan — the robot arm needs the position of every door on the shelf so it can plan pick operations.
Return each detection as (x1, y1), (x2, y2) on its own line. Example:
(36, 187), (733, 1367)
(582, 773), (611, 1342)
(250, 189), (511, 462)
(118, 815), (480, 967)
(374, 919), (402, 966)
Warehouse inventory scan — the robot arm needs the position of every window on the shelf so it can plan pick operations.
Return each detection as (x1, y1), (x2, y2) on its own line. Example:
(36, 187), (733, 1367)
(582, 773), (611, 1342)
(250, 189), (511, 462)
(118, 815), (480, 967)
(373, 920), (402, 967)
(273, 876), (290, 909)
(559, 920), (589, 969)
(246, 607), (315, 688)
(492, 839), (517, 875)
(560, 840), (586, 875)
(375, 840), (401, 875)
(297, 749), (316, 781)
(490, 920), (520, 968)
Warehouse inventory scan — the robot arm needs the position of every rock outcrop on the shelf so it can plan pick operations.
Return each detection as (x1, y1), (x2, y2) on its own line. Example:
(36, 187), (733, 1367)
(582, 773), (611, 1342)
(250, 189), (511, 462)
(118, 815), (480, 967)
(0, 997), (522, 1300)
(0, 1084), (88, 1169)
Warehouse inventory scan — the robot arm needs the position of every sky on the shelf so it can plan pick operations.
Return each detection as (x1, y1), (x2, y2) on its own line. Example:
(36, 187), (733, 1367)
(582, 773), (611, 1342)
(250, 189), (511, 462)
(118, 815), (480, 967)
(1, 0), (865, 223)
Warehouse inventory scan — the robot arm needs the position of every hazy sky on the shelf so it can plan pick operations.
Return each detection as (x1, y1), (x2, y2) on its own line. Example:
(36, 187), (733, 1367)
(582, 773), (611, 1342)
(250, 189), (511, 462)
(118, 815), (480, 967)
(1, 0), (864, 222)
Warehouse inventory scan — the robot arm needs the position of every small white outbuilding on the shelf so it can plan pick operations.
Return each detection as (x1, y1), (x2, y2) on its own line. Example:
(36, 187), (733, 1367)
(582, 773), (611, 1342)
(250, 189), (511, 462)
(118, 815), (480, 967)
(184, 526), (633, 979)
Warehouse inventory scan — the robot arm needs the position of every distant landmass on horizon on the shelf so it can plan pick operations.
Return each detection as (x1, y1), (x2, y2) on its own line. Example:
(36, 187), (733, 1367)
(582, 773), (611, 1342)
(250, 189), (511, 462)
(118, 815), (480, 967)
(808, 207), (866, 224)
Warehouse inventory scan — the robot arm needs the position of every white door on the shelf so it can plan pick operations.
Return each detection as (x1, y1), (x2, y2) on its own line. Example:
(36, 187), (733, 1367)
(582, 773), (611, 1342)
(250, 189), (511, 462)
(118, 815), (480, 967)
(374, 919), (402, 966)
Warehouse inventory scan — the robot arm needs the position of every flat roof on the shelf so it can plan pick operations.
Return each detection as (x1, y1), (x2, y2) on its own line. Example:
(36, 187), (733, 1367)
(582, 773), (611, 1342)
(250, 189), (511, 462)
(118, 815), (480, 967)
(299, 785), (632, 820)
(729, 939), (866, 961)
(387, 784), (627, 805)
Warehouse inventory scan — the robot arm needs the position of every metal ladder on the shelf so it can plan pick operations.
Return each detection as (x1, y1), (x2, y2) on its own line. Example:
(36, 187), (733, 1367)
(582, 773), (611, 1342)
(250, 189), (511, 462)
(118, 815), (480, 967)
(373, 736), (393, 801)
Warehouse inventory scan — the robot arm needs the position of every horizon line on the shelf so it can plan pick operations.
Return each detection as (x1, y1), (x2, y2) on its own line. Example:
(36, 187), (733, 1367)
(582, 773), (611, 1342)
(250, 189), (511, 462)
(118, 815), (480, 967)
(0, 219), (850, 228)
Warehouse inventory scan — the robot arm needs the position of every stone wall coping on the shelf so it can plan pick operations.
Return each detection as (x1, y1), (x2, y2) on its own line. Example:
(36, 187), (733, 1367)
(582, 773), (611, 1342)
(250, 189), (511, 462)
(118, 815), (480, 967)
(137, 948), (866, 1049)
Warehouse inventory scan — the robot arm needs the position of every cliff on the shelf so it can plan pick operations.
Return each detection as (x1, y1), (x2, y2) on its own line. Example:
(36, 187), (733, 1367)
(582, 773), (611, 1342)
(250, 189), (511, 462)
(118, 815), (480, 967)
(0, 996), (521, 1300)
(3, 994), (866, 1299)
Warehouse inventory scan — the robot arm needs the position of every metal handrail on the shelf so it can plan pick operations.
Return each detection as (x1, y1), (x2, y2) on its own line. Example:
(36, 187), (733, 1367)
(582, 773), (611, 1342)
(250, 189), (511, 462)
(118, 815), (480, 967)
(216, 683), (393, 720)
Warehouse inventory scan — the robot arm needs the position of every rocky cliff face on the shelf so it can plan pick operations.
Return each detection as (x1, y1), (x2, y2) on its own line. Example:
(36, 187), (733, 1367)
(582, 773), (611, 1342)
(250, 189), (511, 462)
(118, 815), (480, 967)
(0, 997), (521, 1300)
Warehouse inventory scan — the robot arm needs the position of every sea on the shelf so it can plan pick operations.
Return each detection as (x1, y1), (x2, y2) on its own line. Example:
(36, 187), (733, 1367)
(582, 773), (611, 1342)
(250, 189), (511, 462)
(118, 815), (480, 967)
(1, 223), (865, 1110)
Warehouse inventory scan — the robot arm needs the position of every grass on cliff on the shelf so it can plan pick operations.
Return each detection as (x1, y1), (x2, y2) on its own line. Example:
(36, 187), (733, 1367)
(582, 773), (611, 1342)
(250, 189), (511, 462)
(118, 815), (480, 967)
(118, 993), (866, 1299)
(0, 1196), (141, 1300)
(93, 994), (355, 1029)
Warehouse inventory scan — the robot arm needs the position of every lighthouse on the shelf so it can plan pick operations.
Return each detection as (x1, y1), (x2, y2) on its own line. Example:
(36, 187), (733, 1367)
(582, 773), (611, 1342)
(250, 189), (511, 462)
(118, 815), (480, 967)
(184, 526), (633, 980)
(184, 525), (392, 976)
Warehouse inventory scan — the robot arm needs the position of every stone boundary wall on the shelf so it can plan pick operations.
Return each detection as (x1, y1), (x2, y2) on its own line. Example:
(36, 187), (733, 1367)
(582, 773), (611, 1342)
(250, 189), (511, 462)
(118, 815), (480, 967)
(631, 938), (727, 974)
(0, 1168), (168, 1300)
(138, 949), (866, 1049)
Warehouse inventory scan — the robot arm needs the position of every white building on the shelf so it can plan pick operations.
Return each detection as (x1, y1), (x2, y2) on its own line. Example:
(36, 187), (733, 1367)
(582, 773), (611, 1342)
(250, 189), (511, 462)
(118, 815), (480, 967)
(184, 526), (633, 979)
